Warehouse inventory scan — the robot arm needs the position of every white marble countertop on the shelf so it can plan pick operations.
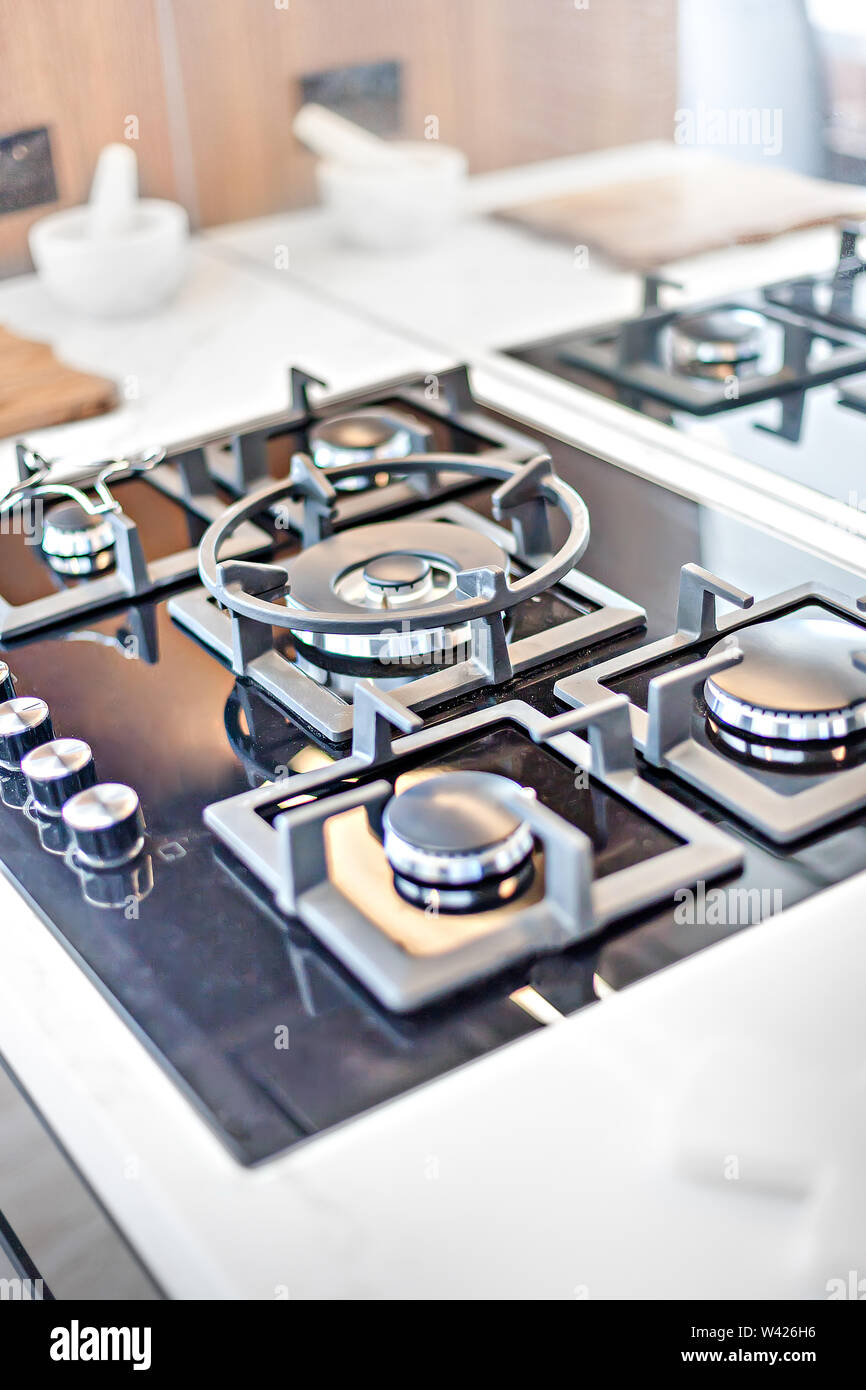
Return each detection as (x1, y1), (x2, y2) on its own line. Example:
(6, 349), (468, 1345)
(204, 141), (844, 357)
(0, 240), (450, 484)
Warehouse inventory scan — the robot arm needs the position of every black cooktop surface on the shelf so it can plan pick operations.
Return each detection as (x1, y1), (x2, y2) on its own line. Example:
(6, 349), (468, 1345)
(3, 409), (866, 1163)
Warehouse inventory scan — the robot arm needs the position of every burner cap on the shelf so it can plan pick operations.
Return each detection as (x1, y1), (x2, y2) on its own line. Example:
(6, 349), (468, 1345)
(286, 519), (508, 666)
(41, 500), (116, 575)
(383, 771), (535, 911)
(670, 307), (768, 372)
(313, 416), (401, 451)
(307, 411), (414, 490)
(363, 553), (432, 594)
(704, 607), (866, 743)
(289, 521), (505, 615)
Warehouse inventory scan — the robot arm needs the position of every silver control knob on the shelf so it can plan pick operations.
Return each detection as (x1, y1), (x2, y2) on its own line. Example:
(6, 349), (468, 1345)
(0, 697), (54, 770)
(62, 782), (145, 867)
(0, 662), (14, 703)
(21, 737), (97, 815)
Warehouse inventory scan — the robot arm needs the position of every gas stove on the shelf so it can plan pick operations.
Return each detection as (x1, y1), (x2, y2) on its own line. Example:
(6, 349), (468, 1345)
(506, 225), (866, 518)
(2, 366), (866, 1166)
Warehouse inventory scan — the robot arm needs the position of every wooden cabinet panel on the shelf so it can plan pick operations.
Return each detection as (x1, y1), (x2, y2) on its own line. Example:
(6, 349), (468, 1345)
(0, 0), (178, 273)
(0, 0), (677, 273)
(171, 0), (676, 226)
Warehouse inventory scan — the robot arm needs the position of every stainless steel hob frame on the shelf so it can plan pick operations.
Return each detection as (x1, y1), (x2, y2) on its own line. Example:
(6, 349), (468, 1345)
(764, 221), (866, 334)
(168, 456), (645, 742)
(554, 563), (866, 844)
(197, 363), (543, 526)
(556, 287), (866, 414)
(204, 687), (742, 1011)
(0, 443), (270, 640)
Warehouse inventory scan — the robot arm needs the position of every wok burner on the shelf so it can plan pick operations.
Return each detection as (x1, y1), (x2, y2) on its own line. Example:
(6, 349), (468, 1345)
(169, 448), (646, 742)
(287, 518), (509, 671)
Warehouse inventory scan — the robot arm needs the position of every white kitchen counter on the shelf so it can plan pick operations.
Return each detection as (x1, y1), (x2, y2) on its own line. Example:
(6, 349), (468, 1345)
(204, 142), (843, 357)
(0, 240), (451, 485)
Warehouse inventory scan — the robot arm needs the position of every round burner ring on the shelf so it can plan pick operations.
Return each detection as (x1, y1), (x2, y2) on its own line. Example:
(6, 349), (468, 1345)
(703, 608), (866, 743)
(198, 451), (591, 637)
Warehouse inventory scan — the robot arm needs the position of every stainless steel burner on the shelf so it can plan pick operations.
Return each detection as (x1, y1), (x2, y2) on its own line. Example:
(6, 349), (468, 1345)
(704, 608), (866, 744)
(41, 500), (117, 576)
(555, 571), (866, 843)
(363, 553), (431, 597)
(669, 307), (768, 376)
(286, 519), (509, 665)
(383, 771), (535, 912)
(308, 410), (414, 491)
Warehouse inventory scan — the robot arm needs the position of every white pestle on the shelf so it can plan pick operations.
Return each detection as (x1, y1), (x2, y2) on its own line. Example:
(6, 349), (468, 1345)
(87, 142), (140, 239)
(292, 103), (421, 170)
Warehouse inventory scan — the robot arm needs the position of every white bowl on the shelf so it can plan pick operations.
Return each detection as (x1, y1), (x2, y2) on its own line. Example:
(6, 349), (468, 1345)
(316, 141), (468, 252)
(29, 200), (189, 317)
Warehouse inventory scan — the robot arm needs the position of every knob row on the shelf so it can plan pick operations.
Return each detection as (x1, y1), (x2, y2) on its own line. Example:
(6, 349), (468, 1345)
(0, 674), (145, 868)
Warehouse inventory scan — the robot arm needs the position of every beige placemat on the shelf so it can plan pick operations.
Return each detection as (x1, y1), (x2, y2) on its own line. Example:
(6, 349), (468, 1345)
(0, 325), (117, 438)
(500, 158), (866, 268)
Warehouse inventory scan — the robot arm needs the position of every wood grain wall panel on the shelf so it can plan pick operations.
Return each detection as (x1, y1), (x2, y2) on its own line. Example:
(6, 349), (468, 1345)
(169, 0), (467, 227)
(0, 0), (178, 274)
(1, 0), (677, 271)
(170, 0), (676, 226)
(455, 0), (678, 169)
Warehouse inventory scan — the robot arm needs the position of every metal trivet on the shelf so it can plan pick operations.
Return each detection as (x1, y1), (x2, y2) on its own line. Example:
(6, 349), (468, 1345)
(169, 451), (645, 742)
(204, 687), (741, 1011)
(0, 442), (270, 639)
(554, 563), (866, 843)
(557, 288), (866, 414)
(196, 363), (541, 527)
(765, 222), (866, 334)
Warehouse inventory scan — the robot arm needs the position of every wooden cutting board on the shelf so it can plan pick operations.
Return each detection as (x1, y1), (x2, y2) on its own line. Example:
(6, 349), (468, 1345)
(0, 325), (117, 439)
(499, 157), (866, 268)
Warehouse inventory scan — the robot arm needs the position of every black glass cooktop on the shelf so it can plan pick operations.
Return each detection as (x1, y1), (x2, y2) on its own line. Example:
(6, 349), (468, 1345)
(3, 421), (866, 1163)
